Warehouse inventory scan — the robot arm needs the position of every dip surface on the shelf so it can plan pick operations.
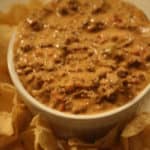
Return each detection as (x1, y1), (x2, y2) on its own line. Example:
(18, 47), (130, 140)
(14, 0), (150, 114)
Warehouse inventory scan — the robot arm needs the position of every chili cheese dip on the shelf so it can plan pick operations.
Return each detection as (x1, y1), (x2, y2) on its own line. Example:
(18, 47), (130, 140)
(14, 0), (150, 114)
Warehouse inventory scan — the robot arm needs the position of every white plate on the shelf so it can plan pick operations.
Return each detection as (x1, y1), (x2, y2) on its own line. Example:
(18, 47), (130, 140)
(0, 0), (150, 113)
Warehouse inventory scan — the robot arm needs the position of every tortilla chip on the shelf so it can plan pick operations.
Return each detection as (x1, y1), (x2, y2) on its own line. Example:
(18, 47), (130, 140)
(66, 126), (120, 150)
(122, 132), (150, 150)
(20, 114), (58, 150)
(121, 113), (150, 150)
(121, 113), (150, 138)
(0, 112), (13, 136)
(0, 101), (32, 149)
(0, 83), (15, 112)
(30, 114), (51, 130)
(12, 103), (33, 135)
(0, 112), (17, 149)
(31, 115), (58, 150)
(34, 126), (58, 150)
(21, 126), (58, 150)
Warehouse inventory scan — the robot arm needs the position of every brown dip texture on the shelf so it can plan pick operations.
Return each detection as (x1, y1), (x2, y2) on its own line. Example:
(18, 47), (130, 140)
(14, 0), (150, 114)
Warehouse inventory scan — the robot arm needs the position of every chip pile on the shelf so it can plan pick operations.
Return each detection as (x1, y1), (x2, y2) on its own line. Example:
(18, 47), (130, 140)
(1, 82), (150, 150)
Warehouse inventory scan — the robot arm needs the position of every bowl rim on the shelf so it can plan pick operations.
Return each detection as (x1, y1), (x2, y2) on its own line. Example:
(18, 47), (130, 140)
(7, 30), (150, 120)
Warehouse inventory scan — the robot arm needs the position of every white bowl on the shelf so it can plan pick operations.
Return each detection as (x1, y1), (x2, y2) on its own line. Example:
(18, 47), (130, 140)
(7, 1), (150, 138)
